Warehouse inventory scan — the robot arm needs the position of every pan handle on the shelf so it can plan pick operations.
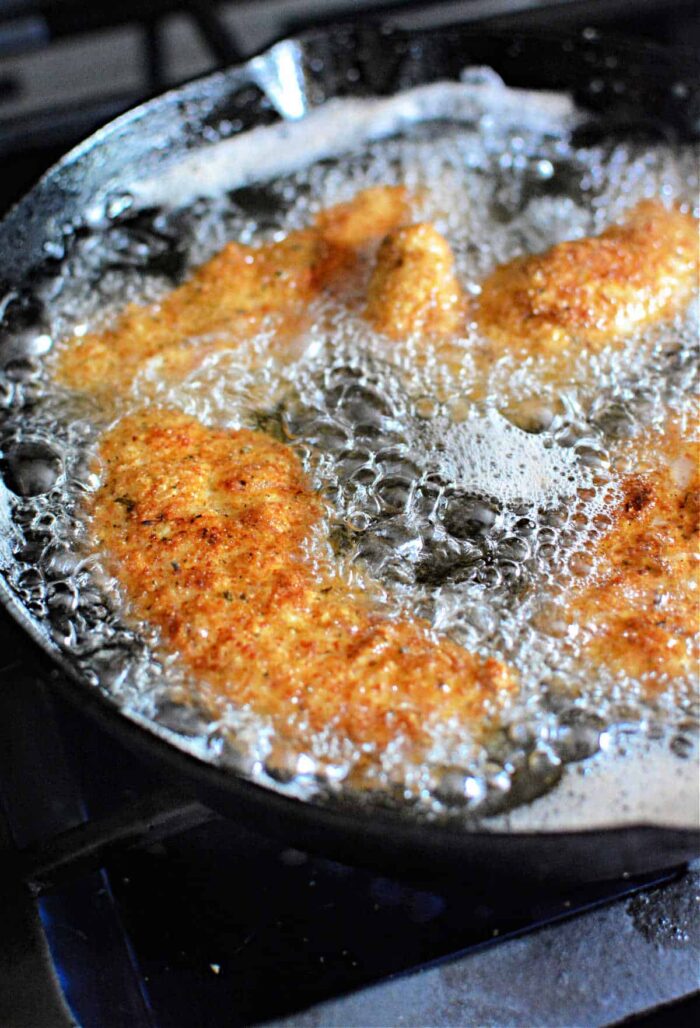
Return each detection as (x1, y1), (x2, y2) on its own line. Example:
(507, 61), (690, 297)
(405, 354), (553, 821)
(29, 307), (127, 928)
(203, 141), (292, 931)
(19, 786), (217, 895)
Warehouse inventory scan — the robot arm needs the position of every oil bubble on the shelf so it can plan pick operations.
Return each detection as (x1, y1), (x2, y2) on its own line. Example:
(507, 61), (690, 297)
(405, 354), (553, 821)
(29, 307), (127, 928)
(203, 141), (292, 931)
(2, 441), (63, 496)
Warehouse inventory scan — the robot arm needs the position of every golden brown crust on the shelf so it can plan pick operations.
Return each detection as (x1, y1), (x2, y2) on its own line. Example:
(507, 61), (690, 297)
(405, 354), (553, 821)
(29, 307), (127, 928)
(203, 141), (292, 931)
(54, 186), (409, 398)
(476, 200), (698, 356)
(91, 409), (515, 752)
(56, 231), (322, 397)
(566, 423), (700, 686)
(365, 223), (464, 339)
(314, 185), (410, 250)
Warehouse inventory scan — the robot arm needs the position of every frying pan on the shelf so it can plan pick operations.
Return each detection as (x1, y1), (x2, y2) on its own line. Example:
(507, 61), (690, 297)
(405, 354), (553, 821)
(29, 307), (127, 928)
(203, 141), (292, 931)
(1, 21), (698, 885)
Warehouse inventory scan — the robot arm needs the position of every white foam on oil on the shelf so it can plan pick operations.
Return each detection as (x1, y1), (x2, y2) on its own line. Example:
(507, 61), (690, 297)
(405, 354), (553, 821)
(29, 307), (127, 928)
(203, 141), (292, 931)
(427, 410), (582, 506)
(491, 734), (700, 831)
(131, 73), (581, 208)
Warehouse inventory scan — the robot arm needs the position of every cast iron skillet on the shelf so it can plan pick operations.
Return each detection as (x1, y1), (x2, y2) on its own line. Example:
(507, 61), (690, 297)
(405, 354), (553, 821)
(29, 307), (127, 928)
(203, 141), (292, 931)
(1, 22), (698, 884)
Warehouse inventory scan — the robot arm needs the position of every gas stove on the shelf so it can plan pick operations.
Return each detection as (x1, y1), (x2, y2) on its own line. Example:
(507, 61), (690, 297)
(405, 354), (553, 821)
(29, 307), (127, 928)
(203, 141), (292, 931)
(1, 4), (699, 1027)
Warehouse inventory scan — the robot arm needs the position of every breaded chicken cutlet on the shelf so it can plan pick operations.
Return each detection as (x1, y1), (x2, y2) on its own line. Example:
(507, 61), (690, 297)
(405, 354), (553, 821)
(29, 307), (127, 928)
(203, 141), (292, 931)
(91, 409), (515, 757)
(475, 200), (698, 356)
(363, 199), (697, 349)
(54, 186), (409, 398)
(566, 422), (700, 687)
(365, 223), (464, 338)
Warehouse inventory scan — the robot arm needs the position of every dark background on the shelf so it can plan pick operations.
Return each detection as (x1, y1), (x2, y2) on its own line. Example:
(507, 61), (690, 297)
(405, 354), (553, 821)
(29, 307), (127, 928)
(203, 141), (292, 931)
(1, 1), (699, 212)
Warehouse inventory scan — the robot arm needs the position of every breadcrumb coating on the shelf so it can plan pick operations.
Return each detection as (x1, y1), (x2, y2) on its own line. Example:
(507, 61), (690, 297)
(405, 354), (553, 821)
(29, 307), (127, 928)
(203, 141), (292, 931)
(91, 409), (515, 754)
(365, 223), (464, 338)
(54, 186), (409, 398)
(476, 200), (698, 355)
(569, 422), (700, 686)
(314, 185), (410, 250)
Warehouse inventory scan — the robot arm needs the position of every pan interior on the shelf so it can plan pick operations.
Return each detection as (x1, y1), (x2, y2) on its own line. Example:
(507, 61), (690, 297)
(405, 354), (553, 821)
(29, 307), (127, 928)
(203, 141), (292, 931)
(0, 63), (698, 832)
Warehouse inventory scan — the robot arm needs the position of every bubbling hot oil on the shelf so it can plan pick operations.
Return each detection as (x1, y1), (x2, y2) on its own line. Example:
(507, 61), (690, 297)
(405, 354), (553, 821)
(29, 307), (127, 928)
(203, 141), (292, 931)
(0, 84), (698, 822)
